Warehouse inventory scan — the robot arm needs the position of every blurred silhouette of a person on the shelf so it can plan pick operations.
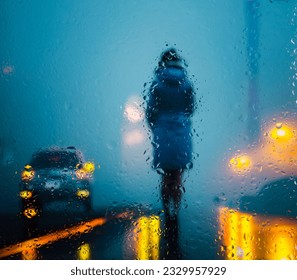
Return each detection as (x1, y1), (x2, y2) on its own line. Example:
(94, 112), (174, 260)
(145, 48), (196, 258)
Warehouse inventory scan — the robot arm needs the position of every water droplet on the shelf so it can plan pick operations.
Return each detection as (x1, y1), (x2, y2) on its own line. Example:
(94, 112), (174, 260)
(186, 162), (193, 169)
(2, 65), (14, 75)
(156, 168), (165, 175)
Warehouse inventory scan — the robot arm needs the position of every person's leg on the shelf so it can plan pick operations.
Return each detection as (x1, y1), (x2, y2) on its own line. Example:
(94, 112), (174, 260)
(161, 170), (183, 260)
(173, 170), (183, 213)
(162, 170), (183, 215)
(161, 171), (171, 218)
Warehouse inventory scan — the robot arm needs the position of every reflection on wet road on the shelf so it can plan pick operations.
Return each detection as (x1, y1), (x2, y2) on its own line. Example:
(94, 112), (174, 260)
(2, 205), (297, 260)
(0, 209), (165, 260)
(0, 216), (107, 259)
(219, 207), (297, 260)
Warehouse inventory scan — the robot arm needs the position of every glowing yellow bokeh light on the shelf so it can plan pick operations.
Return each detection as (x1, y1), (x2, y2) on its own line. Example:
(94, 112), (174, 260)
(75, 161), (95, 179)
(75, 169), (88, 179)
(20, 190), (33, 199)
(21, 169), (35, 181)
(270, 124), (294, 142)
(76, 189), (90, 199)
(23, 207), (38, 219)
(229, 155), (252, 173)
(77, 243), (91, 260)
(83, 162), (95, 173)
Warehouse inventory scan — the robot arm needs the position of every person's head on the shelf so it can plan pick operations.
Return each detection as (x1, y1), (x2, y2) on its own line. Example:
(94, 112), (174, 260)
(159, 48), (184, 68)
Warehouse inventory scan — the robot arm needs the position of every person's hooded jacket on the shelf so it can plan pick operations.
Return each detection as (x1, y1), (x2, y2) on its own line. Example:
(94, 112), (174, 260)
(146, 49), (196, 170)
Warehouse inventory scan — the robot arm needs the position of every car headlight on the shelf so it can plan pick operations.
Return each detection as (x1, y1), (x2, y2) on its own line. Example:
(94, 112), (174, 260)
(229, 154), (252, 173)
(23, 207), (38, 219)
(20, 190), (33, 199)
(21, 165), (35, 181)
(75, 162), (95, 179)
(76, 189), (90, 199)
(83, 162), (95, 173)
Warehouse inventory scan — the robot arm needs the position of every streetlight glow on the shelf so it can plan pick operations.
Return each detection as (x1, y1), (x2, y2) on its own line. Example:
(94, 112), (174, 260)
(229, 154), (252, 173)
(270, 123), (294, 142)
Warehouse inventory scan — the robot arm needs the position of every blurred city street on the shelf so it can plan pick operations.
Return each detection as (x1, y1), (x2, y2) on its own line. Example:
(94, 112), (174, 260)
(1, 0), (297, 261)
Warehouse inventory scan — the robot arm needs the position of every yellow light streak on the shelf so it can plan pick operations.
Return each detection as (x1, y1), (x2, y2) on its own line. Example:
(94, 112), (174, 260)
(137, 217), (149, 260)
(135, 215), (160, 260)
(21, 248), (38, 260)
(0, 217), (106, 259)
(264, 224), (296, 260)
(219, 207), (297, 260)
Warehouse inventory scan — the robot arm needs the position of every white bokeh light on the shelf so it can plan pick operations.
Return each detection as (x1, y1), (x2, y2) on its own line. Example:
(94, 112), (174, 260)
(123, 129), (144, 146)
(124, 95), (144, 123)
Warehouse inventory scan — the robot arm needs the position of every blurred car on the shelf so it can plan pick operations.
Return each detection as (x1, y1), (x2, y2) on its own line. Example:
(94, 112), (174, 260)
(19, 146), (94, 219)
(217, 120), (297, 259)
(219, 177), (297, 260)
(239, 176), (297, 217)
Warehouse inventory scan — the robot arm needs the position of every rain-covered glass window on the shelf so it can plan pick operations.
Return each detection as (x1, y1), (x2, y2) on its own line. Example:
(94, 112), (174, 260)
(0, 0), (296, 261)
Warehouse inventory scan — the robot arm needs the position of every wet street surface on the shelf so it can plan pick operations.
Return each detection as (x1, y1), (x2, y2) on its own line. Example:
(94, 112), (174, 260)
(0, 205), (221, 260)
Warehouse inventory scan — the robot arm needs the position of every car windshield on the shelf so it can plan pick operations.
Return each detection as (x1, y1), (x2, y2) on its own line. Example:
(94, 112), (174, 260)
(30, 151), (82, 169)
